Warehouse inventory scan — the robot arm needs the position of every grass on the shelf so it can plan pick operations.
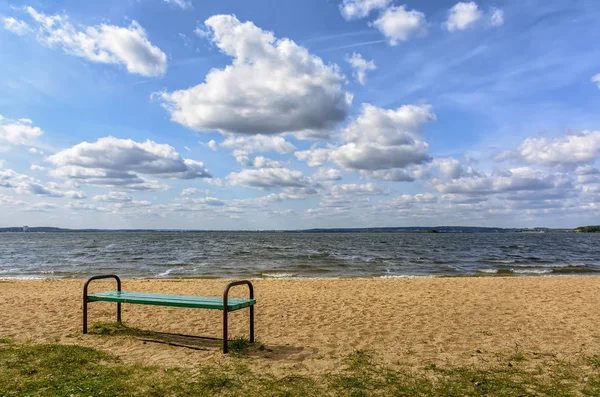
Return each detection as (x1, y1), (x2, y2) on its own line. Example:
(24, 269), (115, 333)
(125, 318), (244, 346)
(227, 336), (252, 356)
(88, 321), (129, 336)
(1, 342), (600, 396)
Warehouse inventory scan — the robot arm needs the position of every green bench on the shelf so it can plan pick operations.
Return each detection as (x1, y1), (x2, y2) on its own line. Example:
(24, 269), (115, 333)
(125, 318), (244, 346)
(83, 275), (255, 353)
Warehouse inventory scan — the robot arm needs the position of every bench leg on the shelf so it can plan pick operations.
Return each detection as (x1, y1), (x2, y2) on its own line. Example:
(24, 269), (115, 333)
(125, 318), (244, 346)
(83, 301), (121, 334)
(223, 307), (228, 354)
(83, 297), (88, 334)
(250, 305), (254, 343)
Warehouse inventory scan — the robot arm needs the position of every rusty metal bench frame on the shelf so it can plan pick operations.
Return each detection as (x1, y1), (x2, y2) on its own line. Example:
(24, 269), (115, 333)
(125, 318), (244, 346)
(83, 275), (254, 353)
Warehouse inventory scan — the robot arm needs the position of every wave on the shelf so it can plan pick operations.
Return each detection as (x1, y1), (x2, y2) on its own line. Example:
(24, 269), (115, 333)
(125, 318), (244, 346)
(261, 272), (297, 278)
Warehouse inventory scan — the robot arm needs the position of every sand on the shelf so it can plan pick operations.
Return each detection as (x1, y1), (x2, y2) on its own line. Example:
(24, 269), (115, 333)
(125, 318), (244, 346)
(1, 276), (599, 374)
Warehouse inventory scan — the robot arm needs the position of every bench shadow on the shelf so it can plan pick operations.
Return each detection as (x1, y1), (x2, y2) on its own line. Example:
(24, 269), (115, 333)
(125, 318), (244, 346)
(92, 325), (309, 360)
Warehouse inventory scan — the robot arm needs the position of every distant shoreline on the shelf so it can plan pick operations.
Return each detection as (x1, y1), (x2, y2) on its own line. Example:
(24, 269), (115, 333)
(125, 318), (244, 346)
(0, 226), (583, 233)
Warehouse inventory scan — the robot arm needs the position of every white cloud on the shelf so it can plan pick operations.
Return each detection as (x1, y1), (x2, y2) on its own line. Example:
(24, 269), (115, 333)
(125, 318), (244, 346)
(489, 7), (504, 27)
(444, 2), (482, 32)
(359, 168), (415, 182)
(370, 6), (427, 45)
(320, 182), (388, 209)
(67, 201), (110, 212)
(14, 7), (166, 77)
(2, 17), (30, 36)
(430, 168), (570, 197)
(331, 103), (435, 171)
(49, 167), (167, 192)
(92, 191), (134, 203)
(220, 135), (295, 156)
(516, 131), (600, 167)
(227, 168), (313, 189)
(387, 193), (437, 209)
(46, 137), (210, 191)
(159, 15), (351, 134)
(180, 188), (211, 196)
(0, 116), (43, 146)
(236, 155), (285, 169)
(181, 196), (224, 206)
(339, 0), (391, 20)
(592, 74), (600, 89)
(30, 164), (45, 171)
(48, 137), (210, 178)
(0, 167), (85, 198)
(313, 168), (342, 181)
(346, 52), (376, 85)
(0, 194), (27, 207)
(21, 202), (57, 212)
(294, 103), (435, 176)
(329, 183), (388, 197)
(28, 147), (44, 155)
(294, 148), (331, 167)
(92, 191), (151, 207)
(164, 0), (192, 9)
(181, 187), (199, 196)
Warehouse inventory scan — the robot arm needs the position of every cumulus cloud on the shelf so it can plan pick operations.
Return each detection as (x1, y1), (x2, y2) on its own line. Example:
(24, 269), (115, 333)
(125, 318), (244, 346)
(219, 135), (295, 166)
(294, 103), (435, 179)
(412, 157), (479, 181)
(9, 7), (167, 77)
(30, 164), (46, 171)
(164, 0), (192, 9)
(220, 135), (295, 156)
(180, 187), (211, 196)
(21, 202), (57, 212)
(370, 5), (427, 45)
(329, 183), (388, 196)
(346, 52), (376, 85)
(159, 14), (351, 135)
(2, 17), (30, 35)
(180, 196), (225, 206)
(29, 147), (45, 155)
(592, 74), (600, 89)
(92, 192), (135, 203)
(0, 116), (43, 146)
(444, 2), (482, 31)
(489, 7), (504, 27)
(339, 0), (391, 20)
(359, 168), (415, 182)
(430, 168), (570, 197)
(388, 193), (438, 209)
(331, 103), (435, 171)
(294, 148), (331, 167)
(0, 167), (85, 199)
(313, 168), (342, 181)
(67, 201), (110, 212)
(46, 137), (210, 191)
(92, 191), (151, 207)
(227, 168), (314, 189)
(515, 131), (600, 167)
(235, 155), (285, 168)
(320, 182), (388, 209)
(0, 194), (27, 207)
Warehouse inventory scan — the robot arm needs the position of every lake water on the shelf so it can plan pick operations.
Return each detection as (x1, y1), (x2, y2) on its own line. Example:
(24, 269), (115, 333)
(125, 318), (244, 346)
(0, 232), (598, 279)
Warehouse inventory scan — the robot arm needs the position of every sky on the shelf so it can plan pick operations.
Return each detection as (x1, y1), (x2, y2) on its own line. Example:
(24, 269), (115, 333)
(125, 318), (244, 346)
(1, 0), (600, 230)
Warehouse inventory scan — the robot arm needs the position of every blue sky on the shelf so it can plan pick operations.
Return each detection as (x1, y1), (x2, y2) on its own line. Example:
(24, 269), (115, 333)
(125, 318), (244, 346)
(1, 0), (600, 229)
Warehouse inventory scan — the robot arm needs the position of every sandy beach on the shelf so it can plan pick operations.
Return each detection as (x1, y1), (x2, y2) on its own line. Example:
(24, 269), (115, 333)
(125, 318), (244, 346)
(1, 276), (599, 375)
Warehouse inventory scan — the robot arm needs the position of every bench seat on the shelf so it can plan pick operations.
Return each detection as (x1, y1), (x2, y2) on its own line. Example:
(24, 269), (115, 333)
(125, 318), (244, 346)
(88, 290), (256, 311)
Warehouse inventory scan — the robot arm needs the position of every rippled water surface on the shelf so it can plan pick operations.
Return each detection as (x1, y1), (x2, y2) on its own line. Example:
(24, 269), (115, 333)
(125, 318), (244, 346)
(0, 232), (598, 278)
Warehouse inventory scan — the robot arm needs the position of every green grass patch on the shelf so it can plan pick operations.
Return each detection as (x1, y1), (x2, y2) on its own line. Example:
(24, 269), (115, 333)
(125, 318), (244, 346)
(1, 343), (600, 396)
(227, 336), (251, 356)
(88, 321), (129, 336)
